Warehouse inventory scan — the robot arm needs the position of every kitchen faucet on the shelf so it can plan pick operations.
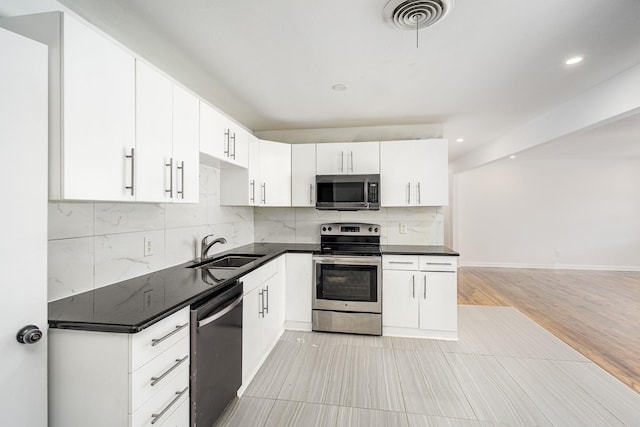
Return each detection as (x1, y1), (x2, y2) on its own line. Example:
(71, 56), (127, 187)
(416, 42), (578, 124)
(200, 234), (227, 260)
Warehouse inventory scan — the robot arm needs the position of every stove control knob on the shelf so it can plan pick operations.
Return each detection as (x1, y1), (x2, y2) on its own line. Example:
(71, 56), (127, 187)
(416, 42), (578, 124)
(368, 227), (373, 232)
(374, 227), (379, 232)
(328, 226), (332, 231)
(322, 227), (326, 232)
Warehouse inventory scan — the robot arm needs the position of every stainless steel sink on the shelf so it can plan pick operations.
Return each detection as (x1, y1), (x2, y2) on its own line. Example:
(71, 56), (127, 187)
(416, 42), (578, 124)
(189, 254), (263, 270)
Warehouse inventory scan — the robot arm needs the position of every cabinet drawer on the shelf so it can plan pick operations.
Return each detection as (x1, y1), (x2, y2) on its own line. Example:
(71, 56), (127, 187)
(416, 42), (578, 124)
(419, 256), (457, 272)
(157, 395), (189, 427)
(130, 308), (190, 371)
(383, 255), (419, 270)
(130, 364), (189, 427)
(130, 336), (189, 413)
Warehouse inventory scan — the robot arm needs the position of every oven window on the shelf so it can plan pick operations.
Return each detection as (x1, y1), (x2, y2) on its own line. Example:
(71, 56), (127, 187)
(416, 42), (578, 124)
(317, 182), (364, 203)
(316, 264), (377, 302)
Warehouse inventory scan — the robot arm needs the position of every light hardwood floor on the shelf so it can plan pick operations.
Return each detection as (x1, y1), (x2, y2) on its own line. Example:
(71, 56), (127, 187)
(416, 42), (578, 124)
(457, 267), (640, 394)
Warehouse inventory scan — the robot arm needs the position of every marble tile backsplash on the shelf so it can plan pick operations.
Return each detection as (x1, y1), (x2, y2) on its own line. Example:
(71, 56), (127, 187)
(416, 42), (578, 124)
(254, 206), (444, 245)
(47, 165), (254, 302)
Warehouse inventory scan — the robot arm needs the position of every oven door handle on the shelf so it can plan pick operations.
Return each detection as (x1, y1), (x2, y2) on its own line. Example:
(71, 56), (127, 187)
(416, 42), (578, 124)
(198, 294), (243, 328)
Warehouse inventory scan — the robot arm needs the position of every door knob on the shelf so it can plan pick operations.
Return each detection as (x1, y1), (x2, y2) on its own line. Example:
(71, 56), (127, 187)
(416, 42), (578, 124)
(16, 324), (43, 344)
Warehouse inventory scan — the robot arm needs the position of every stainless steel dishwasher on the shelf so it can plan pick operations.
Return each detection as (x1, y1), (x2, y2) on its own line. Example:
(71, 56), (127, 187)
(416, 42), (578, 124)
(190, 280), (243, 427)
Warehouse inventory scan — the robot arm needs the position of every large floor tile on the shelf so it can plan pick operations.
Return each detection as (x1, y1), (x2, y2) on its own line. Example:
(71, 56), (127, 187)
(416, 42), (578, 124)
(340, 346), (405, 412)
(497, 356), (626, 426)
(394, 349), (476, 419)
(336, 406), (409, 427)
(278, 344), (347, 405)
(406, 413), (505, 426)
(213, 396), (275, 427)
(555, 360), (640, 425)
(264, 400), (340, 427)
(445, 353), (551, 426)
(244, 340), (303, 399)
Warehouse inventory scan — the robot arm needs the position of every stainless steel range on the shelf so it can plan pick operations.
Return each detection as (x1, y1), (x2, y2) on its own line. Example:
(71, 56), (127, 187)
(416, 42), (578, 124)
(312, 223), (382, 335)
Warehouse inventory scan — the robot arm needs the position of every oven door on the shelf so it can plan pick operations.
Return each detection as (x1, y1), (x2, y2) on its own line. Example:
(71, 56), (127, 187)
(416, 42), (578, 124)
(312, 255), (382, 313)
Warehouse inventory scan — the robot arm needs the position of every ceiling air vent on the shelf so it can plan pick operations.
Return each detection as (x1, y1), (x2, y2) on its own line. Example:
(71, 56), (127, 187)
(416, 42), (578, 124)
(383, 0), (454, 31)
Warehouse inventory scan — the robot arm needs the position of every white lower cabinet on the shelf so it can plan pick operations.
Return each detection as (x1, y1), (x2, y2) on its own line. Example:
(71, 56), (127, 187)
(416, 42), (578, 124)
(382, 255), (458, 339)
(285, 253), (313, 330)
(240, 256), (286, 392)
(48, 308), (190, 427)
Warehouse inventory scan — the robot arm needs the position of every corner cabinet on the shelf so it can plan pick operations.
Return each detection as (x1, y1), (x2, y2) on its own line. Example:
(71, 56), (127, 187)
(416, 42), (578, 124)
(1, 12), (136, 201)
(48, 308), (190, 427)
(316, 141), (380, 174)
(240, 256), (286, 393)
(136, 60), (199, 203)
(382, 255), (457, 340)
(220, 139), (292, 206)
(380, 139), (448, 206)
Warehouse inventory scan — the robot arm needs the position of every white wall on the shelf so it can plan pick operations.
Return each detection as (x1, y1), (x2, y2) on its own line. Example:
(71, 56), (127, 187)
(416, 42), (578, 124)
(455, 157), (640, 270)
(254, 207), (443, 245)
(47, 165), (254, 301)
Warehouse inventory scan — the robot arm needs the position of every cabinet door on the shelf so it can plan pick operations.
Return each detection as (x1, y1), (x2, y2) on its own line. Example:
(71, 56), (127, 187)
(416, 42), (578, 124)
(285, 253), (312, 324)
(135, 60), (173, 202)
(242, 287), (264, 386)
(291, 144), (316, 207)
(199, 101), (226, 161)
(316, 143), (346, 174)
(382, 270), (419, 329)
(62, 14), (135, 201)
(172, 85), (200, 203)
(259, 140), (291, 206)
(380, 140), (415, 206)
(419, 272), (457, 332)
(414, 139), (448, 206)
(228, 124), (249, 168)
(348, 141), (379, 174)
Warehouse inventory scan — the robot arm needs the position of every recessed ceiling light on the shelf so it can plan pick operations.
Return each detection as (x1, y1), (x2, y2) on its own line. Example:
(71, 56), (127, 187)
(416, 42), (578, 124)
(332, 84), (347, 92)
(565, 56), (583, 65)
(510, 155), (516, 159)
(456, 138), (464, 143)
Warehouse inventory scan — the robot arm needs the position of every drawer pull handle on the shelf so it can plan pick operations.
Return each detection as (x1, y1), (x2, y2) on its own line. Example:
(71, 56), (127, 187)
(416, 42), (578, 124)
(151, 323), (188, 347)
(426, 262), (452, 266)
(151, 386), (188, 425)
(389, 261), (414, 265)
(150, 355), (188, 386)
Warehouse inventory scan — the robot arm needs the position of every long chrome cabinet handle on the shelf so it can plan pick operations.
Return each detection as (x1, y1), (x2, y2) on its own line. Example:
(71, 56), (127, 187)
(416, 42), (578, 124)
(423, 276), (427, 299)
(150, 355), (188, 386)
(412, 275), (415, 298)
(417, 182), (421, 204)
(408, 182), (411, 204)
(151, 323), (188, 347)
(250, 180), (255, 203)
(230, 133), (236, 160)
(224, 129), (230, 156)
(350, 151), (354, 172)
(389, 261), (414, 265)
(309, 184), (313, 205)
(176, 161), (184, 199)
(263, 286), (269, 314)
(258, 290), (264, 317)
(341, 151), (344, 172)
(425, 262), (453, 266)
(125, 148), (135, 196)
(165, 158), (173, 198)
(151, 387), (188, 425)
(261, 183), (266, 204)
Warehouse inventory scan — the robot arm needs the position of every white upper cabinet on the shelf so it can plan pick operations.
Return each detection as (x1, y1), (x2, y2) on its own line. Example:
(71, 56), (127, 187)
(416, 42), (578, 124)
(220, 138), (291, 207)
(380, 139), (449, 206)
(291, 144), (316, 207)
(199, 101), (249, 168)
(316, 142), (380, 175)
(135, 61), (199, 203)
(1, 12), (136, 201)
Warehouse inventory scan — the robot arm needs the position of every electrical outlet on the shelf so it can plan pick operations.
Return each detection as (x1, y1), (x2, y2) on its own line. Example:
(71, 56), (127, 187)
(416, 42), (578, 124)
(144, 237), (154, 257)
(400, 223), (407, 234)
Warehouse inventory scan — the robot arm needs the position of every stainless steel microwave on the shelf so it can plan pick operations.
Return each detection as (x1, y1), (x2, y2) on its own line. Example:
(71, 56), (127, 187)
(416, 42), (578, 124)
(315, 174), (380, 210)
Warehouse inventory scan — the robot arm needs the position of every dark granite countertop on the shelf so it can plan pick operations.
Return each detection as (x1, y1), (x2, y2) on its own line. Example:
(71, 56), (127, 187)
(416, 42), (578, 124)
(48, 242), (455, 333)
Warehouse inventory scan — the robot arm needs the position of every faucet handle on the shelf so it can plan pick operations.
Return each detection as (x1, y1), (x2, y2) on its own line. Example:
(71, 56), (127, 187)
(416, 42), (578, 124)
(201, 233), (215, 243)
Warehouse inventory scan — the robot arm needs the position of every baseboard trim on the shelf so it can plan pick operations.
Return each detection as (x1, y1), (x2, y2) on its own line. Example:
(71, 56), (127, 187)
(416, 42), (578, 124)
(459, 261), (640, 272)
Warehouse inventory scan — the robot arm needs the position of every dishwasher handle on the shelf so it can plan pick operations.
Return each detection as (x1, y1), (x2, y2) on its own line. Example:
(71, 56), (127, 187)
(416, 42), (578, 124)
(198, 294), (243, 328)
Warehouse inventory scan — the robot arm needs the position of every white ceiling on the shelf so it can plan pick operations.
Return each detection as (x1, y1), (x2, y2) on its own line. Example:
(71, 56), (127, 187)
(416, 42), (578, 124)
(5, 0), (640, 162)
